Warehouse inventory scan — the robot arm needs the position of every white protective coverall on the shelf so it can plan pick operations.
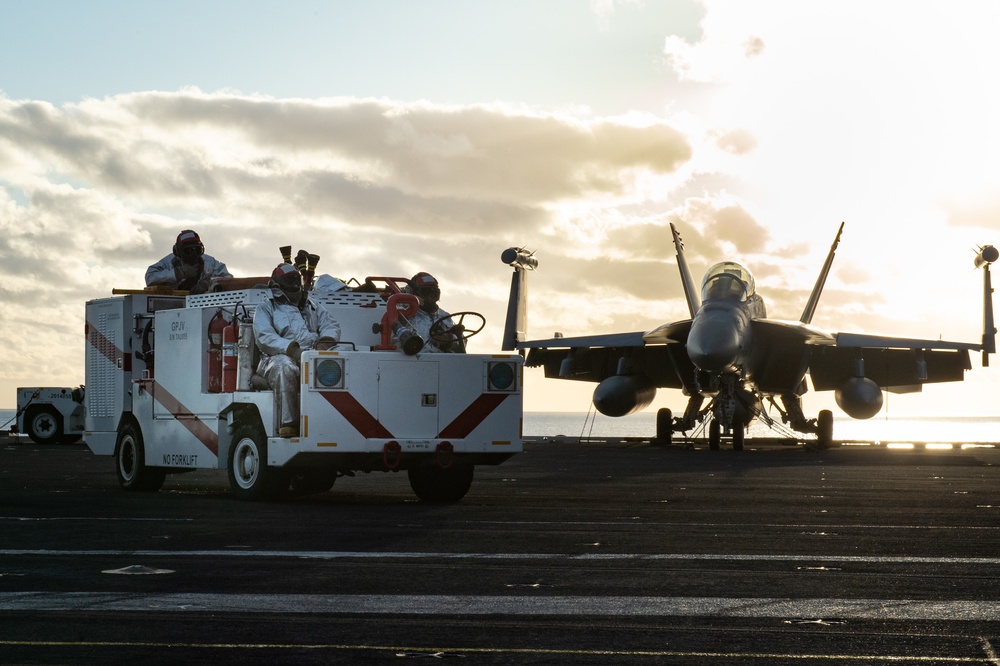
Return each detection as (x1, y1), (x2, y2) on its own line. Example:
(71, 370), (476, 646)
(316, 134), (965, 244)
(145, 254), (232, 289)
(253, 293), (341, 428)
(396, 306), (458, 353)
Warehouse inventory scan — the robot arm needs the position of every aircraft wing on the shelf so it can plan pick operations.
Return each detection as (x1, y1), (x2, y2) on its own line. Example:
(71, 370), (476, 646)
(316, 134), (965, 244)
(519, 331), (648, 349)
(519, 321), (696, 390)
(832, 332), (981, 352)
(523, 316), (978, 395)
(749, 319), (978, 394)
(808, 331), (976, 393)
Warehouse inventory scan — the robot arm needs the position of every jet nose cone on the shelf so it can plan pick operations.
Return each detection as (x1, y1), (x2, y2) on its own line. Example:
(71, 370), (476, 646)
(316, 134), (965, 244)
(687, 321), (742, 373)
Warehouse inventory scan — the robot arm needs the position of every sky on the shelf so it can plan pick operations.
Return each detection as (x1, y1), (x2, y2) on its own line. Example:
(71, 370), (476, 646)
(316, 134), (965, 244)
(2, 0), (1000, 418)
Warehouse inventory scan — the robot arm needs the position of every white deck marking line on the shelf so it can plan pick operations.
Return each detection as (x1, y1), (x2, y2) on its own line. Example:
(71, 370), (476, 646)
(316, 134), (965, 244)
(463, 520), (1000, 531)
(5, 517), (1000, 531)
(0, 592), (998, 620)
(981, 638), (1000, 666)
(0, 639), (989, 662)
(0, 517), (192, 522)
(1, 549), (1000, 565)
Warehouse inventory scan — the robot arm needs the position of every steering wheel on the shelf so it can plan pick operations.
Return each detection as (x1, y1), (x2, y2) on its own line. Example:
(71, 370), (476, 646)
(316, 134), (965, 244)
(429, 311), (486, 343)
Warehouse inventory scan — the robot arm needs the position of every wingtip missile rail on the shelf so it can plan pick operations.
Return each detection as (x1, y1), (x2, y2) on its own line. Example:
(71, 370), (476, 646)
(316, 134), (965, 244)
(974, 245), (997, 364)
(975, 244), (998, 270)
(501, 247), (538, 270)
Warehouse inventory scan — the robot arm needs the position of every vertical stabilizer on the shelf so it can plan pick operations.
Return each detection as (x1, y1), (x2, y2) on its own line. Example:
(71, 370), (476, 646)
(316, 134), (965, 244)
(501, 248), (537, 351)
(671, 223), (700, 317)
(800, 222), (845, 324)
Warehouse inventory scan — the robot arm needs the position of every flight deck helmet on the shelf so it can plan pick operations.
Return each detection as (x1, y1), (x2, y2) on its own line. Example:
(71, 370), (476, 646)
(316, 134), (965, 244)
(270, 263), (303, 303)
(409, 272), (441, 312)
(173, 229), (205, 264)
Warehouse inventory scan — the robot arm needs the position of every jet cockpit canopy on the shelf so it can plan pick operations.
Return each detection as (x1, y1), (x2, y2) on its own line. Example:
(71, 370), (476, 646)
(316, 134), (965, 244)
(701, 262), (755, 302)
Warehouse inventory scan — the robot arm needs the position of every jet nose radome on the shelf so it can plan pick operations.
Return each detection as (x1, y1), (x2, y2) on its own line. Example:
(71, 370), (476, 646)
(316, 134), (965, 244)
(687, 313), (744, 373)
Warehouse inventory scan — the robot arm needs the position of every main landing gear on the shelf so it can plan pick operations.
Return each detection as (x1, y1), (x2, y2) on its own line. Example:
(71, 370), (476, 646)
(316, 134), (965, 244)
(655, 393), (749, 451)
(655, 399), (834, 450)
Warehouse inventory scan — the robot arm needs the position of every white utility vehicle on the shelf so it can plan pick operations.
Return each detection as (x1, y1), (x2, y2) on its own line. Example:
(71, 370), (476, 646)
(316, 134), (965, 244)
(83, 251), (534, 502)
(14, 386), (86, 444)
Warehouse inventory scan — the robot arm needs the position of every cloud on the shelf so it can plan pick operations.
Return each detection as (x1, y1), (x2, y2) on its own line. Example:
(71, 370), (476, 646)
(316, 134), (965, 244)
(0, 90), (702, 397)
(710, 128), (756, 156)
(661, 1), (767, 84)
(2, 93), (693, 222)
(590, 0), (646, 31)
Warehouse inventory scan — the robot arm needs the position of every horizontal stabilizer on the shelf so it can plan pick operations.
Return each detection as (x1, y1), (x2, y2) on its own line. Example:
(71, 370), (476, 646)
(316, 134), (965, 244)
(753, 319), (837, 345)
(642, 319), (692, 345)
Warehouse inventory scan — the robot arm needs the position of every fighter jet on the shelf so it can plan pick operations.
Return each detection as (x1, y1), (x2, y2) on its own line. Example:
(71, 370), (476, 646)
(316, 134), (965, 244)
(501, 225), (997, 449)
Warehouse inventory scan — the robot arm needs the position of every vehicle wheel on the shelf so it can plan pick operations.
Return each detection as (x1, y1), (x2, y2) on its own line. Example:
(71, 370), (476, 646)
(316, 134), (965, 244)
(115, 419), (166, 492)
(26, 407), (63, 445)
(816, 409), (834, 449)
(408, 464), (474, 503)
(228, 422), (289, 501)
(655, 408), (672, 447)
(708, 420), (721, 450)
(290, 469), (337, 494)
(732, 425), (745, 451)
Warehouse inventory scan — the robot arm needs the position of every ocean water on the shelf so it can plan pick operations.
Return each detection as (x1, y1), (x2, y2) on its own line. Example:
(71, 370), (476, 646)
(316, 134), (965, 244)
(3, 408), (997, 444)
(523, 411), (1000, 444)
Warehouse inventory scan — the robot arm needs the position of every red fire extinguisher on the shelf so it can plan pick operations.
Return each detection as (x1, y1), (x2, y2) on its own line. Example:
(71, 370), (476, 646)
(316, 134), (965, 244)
(222, 319), (239, 393)
(207, 309), (227, 393)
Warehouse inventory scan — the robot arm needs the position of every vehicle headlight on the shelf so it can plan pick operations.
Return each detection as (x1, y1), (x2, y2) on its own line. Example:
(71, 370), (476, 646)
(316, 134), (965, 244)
(487, 361), (516, 391)
(315, 358), (345, 389)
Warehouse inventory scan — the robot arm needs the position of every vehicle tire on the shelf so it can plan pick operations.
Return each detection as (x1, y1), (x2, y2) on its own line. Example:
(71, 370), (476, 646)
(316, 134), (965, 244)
(115, 419), (166, 492)
(408, 463), (474, 503)
(290, 469), (337, 494)
(26, 407), (63, 445)
(655, 408), (672, 447)
(228, 422), (289, 501)
(708, 420), (721, 450)
(732, 425), (745, 451)
(816, 409), (834, 450)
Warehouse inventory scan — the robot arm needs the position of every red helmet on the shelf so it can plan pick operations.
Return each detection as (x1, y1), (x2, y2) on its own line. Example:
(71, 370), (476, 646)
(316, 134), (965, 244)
(409, 272), (440, 310)
(173, 229), (204, 262)
(270, 263), (302, 300)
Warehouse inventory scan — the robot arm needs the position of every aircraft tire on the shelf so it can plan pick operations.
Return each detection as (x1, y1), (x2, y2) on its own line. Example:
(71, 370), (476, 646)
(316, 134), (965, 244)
(408, 463), (474, 503)
(732, 425), (745, 451)
(228, 422), (289, 501)
(655, 408), (673, 447)
(26, 406), (63, 445)
(115, 418), (166, 492)
(816, 410), (834, 449)
(708, 420), (721, 450)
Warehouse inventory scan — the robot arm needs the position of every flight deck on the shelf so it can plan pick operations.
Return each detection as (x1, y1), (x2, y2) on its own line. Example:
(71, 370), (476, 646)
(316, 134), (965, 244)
(2, 431), (1000, 664)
